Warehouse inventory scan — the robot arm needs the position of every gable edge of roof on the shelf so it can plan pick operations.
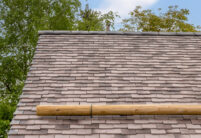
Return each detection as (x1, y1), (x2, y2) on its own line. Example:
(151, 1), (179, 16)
(38, 31), (201, 36)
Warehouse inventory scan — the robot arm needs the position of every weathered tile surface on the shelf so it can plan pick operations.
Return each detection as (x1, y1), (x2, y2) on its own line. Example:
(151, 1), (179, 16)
(9, 31), (201, 137)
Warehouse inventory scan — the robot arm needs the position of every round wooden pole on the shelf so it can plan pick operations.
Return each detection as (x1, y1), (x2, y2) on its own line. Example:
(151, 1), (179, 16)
(36, 105), (91, 116)
(36, 105), (201, 116)
(93, 105), (201, 115)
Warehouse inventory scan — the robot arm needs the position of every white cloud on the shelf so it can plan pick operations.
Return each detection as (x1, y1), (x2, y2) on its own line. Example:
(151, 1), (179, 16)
(97, 0), (158, 18)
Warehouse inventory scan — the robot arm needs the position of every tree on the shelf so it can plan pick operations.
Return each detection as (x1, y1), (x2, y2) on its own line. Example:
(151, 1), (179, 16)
(120, 5), (200, 32)
(0, 0), (81, 99)
(102, 11), (120, 31)
(77, 4), (104, 31)
(0, 0), (80, 137)
(77, 4), (119, 31)
(0, 102), (15, 138)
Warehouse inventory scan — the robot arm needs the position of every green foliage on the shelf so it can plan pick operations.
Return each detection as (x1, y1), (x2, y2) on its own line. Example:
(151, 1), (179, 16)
(0, 102), (16, 138)
(0, 120), (10, 138)
(0, 0), (81, 137)
(77, 4), (104, 31)
(120, 5), (200, 32)
(47, 0), (81, 30)
(0, 0), (81, 96)
(0, 102), (15, 121)
(102, 11), (120, 31)
(77, 4), (119, 31)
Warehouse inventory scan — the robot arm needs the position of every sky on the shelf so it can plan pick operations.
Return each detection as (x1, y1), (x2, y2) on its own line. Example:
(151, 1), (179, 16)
(80, 0), (201, 29)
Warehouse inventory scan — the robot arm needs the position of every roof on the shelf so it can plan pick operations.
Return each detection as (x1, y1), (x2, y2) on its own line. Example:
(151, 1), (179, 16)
(9, 31), (201, 138)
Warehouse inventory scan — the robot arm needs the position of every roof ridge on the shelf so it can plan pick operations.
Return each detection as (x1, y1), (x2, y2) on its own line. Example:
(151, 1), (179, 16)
(38, 30), (201, 36)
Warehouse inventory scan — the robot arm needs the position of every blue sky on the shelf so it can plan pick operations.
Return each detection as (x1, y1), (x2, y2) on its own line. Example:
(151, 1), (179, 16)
(80, 0), (201, 29)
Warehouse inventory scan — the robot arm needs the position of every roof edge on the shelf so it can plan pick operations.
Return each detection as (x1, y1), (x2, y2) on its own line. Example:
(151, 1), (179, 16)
(38, 31), (201, 36)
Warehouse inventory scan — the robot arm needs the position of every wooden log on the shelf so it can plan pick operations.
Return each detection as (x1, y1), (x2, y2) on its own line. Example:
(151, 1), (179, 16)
(92, 105), (201, 115)
(36, 105), (91, 116)
(36, 105), (201, 116)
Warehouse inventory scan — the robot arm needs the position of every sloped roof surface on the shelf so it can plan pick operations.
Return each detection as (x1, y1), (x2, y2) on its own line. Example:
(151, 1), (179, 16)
(9, 31), (201, 138)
